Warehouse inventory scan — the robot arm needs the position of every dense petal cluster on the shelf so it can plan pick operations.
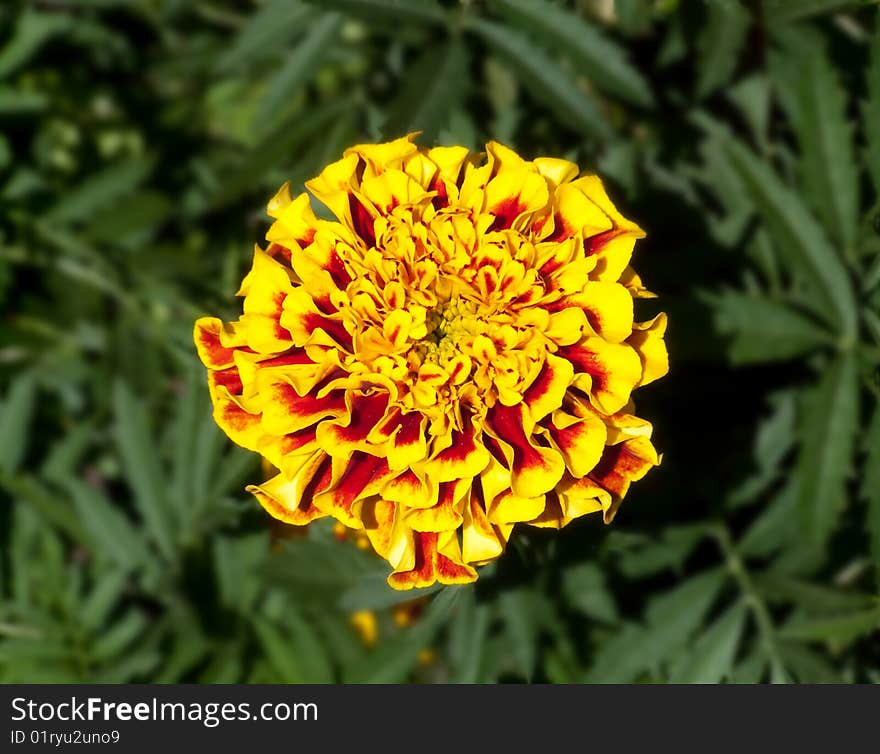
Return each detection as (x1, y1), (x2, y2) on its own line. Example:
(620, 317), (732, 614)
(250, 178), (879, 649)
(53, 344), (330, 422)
(194, 135), (668, 589)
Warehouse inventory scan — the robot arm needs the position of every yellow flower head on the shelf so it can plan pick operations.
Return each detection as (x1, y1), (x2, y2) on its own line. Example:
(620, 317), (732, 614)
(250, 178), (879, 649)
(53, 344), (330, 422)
(194, 135), (668, 589)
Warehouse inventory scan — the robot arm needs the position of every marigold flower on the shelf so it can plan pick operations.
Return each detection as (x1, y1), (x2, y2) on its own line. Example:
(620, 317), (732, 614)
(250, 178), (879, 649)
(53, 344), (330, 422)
(194, 135), (668, 589)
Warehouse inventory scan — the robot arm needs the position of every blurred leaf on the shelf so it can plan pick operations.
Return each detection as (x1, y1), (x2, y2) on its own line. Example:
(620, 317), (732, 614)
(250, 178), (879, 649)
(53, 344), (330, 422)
(498, 588), (540, 679)
(726, 138), (858, 340)
(779, 643), (842, 683)
(754, 574), (875, 613)
(113, 381), (176, 561)
(866, 27), (880, 199)
(256, 13), (342, 130)
(345, 587), (460, 683)
(45, 159), (155, 225)
(66, 478), (151, 572)
(696, 0), (751, 99)
(339, 574), (442, 611)
(668, 601), (746, 683)
(794, 352), (859, 548)
(382, 37), (469, 142)
(214, 0), (313, 74)
(0, 372), (36, 475)
(492, 0), (653, 107)
(561, 562), (618, 623)
(789, 43), (859, 256)
(780, 607), (880, 644)
(764, 0), (871, 23)
(448, 589), (490, 683)
(468, 18), (613, 140)
(0, 9), (70, 79)
(301, 0), (447, 25)
(708, 291), (831, 365)
(616, 525), (706, 578)
(862, 402), (880, 586)
(586, 569), (726, 682)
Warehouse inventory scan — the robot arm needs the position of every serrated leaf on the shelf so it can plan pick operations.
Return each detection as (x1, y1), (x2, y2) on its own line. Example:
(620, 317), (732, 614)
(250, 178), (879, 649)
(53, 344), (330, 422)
(795, 352), (859, 548)
(696, 0), (751, 99)
(0, 372), (36, 475)
(113, 381), (176, 561)
(492, 0), (653, 108)
(586, 569), (726, 682)
(468, 18), (612, 140)
(45, 159), (154, 225)
(382, 37), (469, 142)
(708, 291), (831, 365)
(256, 14), (341, 129)
(66, 478), (151, 571)
(669, 602), (747, 683)
(789, 44), (859, 257)
(725, 138), (858, 340)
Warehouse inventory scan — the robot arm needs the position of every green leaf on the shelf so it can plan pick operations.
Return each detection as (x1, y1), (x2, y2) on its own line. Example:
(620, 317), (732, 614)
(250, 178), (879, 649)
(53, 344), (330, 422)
(113, 381), (176, 561)
(788, 43), (859, 257)
(779, 607), (880, 644)
(491, 0), (653, 108)
(45, 159), (154, 225)
(256, 14), (342, 129)
(0, 9), (71, 80)
(695, 0), (751, 99)
(668, 602), (747, 683)
(300, 0), (447, 25)
(862, 402), (880, 586)
(382, 37), (470, 142)
(754, 574), (875, 614)
(794, 352), (859, 548)
(725, 138), (858, 341)
(66, 478), (151, 572)
(764, 0), (872, 23)
(866, 27), (880, 198)
(345, 587), (461, 683)
(498, 588), (540, 679)
(448, 590), (490, 684)
(561, 563), (618, 623)
(338, 575), (442, 611)
(0, 372), (36, 475)
(586, 569), (726, 682)
(467, 18), (613, 140)
(708, 291), (831, 365)
(214, 0), (313, 74)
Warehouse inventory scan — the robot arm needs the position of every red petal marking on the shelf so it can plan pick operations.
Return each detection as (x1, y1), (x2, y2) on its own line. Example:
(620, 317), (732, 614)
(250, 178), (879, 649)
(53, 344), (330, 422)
(304, 312), (353, 350)
(303, 454), (334, 499)
(431, 422), (479, 468)
(486, 404), (547, 476)
(523, 359), (556, 414)
(334, 392), (390, 446)
(220, 400), (260, 435)
(589, 442), (650, 498)
(482, 434), (508, 468)
(196, 321), (235, 369)
(275, 382), (346, 423)
(488, 196), (527, 232)
(349, 193), (376, 248)
(266, 242), (292, 266)
(394, 412), (423, 450)
(430, 177), (449, 210)
(329, 452), (390, 517)
(258, 350), (314, 369)
(212, 366), (243, 395)
(558, 343), (607, 393)
(278, 427), (318, 454)
(546, 214), (574, 242)
(326, 248), (352, 289)
(388, 532), (474, 589)
(270, 292), (293, 342)
(585, 228), (623, 257)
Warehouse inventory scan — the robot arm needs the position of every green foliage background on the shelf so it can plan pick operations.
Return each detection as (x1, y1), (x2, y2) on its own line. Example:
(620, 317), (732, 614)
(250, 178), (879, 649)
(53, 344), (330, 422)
(2, 0), (880, 684)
